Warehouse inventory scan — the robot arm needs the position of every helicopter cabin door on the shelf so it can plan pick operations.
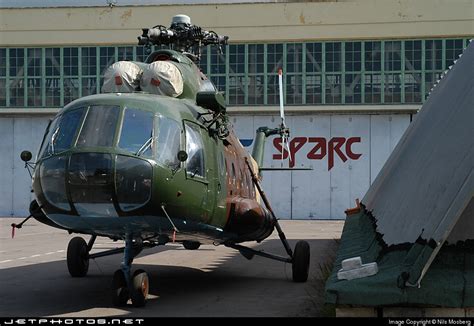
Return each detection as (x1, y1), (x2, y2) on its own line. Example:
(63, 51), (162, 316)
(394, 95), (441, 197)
(183, 121), (216, 223)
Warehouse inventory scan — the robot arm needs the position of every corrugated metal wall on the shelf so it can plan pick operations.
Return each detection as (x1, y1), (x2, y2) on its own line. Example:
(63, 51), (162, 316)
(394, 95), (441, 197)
(232, 113), (411, 219)
(0, 113), (410, 219)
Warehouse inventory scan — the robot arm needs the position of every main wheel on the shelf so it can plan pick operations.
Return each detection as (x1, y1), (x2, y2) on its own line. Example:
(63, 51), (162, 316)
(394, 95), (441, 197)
(292, 240), (310, 282)
(67, 237), (89, 277)
(130, 269), (149, 307)
(183, 241), (201, 250)
(112, 270), (129, 306)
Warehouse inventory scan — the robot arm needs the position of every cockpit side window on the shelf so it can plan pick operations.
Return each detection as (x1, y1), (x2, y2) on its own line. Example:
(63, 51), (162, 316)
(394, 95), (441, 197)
(77, 105), (120, 148)
(185, 122), (205, 179)
(39, 107), (86, 159)
(155, 116), (181, 167)
(118, 108), (154, 157)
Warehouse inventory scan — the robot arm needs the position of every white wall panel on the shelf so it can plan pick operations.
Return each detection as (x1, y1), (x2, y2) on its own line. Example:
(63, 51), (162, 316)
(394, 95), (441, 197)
(0, 116), (52, 217)
(0, 119), (14, 216)
(370, 114), (411, 183)
(328, 115), (370, 219)
(12, 118), (34, 217)
(231, 113), (411, 219)
(12, 117), (51, 216)
(290, 115), (331, 219)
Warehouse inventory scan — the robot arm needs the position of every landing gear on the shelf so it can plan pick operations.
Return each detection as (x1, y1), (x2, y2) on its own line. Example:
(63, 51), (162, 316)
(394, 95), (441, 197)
(112, 270), (129, 306)
(66, 234), (150, 307)
(240, 157), (312, 283)
(67, 237), (90, 277)
(183, 240), (200, 250)
(111, 235), (149, 307)
(131, 269), (149, 307)
(292, 240), (310, 282)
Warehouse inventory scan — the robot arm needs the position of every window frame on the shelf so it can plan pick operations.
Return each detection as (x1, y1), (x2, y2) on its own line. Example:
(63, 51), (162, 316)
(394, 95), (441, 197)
(183, 120), (208, 183)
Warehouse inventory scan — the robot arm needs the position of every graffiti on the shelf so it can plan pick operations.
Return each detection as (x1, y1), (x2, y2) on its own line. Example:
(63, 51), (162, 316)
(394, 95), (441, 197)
(272, 137), (362, 170)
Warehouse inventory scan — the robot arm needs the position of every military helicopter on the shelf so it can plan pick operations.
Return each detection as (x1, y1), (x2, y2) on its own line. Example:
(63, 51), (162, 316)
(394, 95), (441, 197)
(16, 15), (310, 307)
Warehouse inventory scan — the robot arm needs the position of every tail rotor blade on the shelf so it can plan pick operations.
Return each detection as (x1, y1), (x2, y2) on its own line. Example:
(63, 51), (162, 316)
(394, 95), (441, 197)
(278, 68), (285, 126)
(278, 68), (292, 167)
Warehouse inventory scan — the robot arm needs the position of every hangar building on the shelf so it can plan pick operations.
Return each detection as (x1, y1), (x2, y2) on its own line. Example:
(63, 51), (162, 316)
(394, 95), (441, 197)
(0, 0), (472, 218)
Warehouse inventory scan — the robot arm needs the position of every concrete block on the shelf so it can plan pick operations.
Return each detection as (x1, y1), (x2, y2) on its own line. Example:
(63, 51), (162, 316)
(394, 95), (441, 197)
(337, 256), (378, 280)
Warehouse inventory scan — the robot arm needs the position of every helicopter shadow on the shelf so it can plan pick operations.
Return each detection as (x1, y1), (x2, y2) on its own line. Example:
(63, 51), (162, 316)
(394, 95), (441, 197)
(0, 238), (338, 317)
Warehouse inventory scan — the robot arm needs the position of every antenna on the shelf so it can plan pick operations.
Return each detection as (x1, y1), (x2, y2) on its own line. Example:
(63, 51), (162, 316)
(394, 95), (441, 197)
(278, 69), (291, 167)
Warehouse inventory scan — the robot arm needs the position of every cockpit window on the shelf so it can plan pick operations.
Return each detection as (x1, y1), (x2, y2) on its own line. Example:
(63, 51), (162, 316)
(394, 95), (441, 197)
(77, 105), (120, 148)
(155, 116), (181, 167)
(39, 107), (85, 159)
(185, 122), (205, 178)
(118, 108), (154, 157)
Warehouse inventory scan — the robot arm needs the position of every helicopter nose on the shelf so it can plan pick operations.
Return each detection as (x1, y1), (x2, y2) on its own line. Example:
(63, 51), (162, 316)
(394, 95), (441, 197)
(39, 152), (153, 216)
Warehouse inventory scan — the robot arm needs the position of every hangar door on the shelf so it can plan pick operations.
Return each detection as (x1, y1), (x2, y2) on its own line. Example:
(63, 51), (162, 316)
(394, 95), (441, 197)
(0, 117), (51, 217)
(232, 113), (410, 219)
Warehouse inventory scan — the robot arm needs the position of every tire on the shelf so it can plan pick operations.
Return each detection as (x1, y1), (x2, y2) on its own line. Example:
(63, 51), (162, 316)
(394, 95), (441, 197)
(67, 237), (89, 277)
(131, 269), (149, 307)
(292, 240), (310, 282)
(112, 270), (129, 306)
(183, 241), (201, 250)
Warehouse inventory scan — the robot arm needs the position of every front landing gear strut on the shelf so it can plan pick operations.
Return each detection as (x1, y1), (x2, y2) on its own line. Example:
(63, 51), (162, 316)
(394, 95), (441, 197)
(66, 234), (150, 307)
(112, 235), (149, 307)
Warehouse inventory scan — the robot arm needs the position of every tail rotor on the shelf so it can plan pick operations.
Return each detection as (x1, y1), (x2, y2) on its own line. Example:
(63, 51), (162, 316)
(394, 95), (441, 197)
(278, 69), (291, 167)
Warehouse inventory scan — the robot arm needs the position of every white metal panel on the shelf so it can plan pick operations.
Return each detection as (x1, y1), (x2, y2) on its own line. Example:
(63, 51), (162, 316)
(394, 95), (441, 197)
(346, 116), (370, 216)
(0, 119), (14, 216)
(232, 113), (411, 220)
(363, 42), (474, 245)
(230, 115), (254, 151)
(370, 115), (392, 184)
(290, 115), (331, 219)
(390, 114), (411, 153)
(370, 114), (411, 184)
(329, 115), (370, 219)
(11, 117), (51, 217)
(12, 118), (33, 217)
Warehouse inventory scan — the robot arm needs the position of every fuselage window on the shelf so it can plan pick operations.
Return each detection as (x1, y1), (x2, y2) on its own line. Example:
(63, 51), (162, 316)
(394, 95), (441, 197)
(231, 162), (236, 185)
(39, 107), (86, 159)
(218, 151), (226, 177)
(185, 122), (205, 178)
(77, 105), (120, 148)
(155, 116), (181, 168)
(118, 108), (154, 157)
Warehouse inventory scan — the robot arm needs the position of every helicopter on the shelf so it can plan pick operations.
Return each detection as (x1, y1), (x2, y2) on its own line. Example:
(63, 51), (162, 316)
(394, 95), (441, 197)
(15, 14), (310, 307)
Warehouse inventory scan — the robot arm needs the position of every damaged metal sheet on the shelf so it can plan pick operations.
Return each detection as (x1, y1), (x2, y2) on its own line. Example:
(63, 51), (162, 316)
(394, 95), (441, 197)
(361, 41), (474, 286)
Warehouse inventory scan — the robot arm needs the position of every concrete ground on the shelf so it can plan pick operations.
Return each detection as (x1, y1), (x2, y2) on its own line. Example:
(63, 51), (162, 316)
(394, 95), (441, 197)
(0, 217), (343, 317)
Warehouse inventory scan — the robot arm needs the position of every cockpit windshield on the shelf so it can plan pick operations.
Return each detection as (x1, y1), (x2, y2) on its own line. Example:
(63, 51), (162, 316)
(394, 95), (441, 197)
(38, 104), (182, 169)
(117, 109), (181, 167)
(38, 107), (86, 159)
(77, 106), (120, 148)
(118, 108), (154, 157)
(155, 116), (181, 167)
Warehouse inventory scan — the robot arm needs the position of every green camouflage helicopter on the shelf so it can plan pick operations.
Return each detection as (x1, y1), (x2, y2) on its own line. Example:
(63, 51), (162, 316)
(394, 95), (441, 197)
(16, 15), (310, 307)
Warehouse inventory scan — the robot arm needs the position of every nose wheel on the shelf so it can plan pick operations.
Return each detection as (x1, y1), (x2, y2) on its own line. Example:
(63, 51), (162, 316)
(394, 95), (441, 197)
(111, 235), (149, 307)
